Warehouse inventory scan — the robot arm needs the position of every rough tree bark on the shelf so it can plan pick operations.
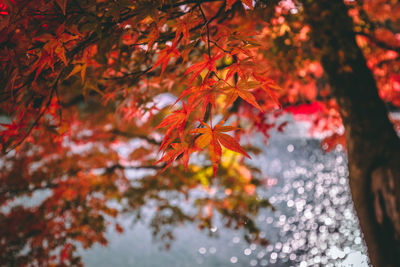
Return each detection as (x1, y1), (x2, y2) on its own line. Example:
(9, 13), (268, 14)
(300, 0), (400, 266)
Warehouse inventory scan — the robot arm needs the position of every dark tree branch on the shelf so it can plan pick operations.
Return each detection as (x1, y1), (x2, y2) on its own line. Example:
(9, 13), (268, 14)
(104, 163), (165, 174)
(110, 129), (160, 145)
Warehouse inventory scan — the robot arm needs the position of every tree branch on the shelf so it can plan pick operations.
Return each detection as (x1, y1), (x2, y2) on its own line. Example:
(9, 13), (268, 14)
(104, 163), (165, 174)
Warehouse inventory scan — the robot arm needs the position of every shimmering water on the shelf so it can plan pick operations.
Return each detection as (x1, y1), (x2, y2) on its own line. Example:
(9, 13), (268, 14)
(82, 120), (369, 267)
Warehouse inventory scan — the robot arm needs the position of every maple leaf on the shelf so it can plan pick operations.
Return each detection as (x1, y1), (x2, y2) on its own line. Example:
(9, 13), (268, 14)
(66, 63), (87, 83)
(150, 43), (180, 75)
(156, 142), (196, 171)
(31, 50), (53, 81)
(31, 29), (79, 80)
(222, 80), (263, 112)
(225, 62), (245, 81)
(142, 18), (166, 51)
(174, 15), (202, 44)
(0, 119), (25, 138)
(253, 72), (282, 108)
(192, 120), (250, 176)
(176, 78), (221, 117)
(184, 53), (224, 84)
(155, 101), (193, 152)
(225, 58), (255, 82)
(55, 45), (67, 66)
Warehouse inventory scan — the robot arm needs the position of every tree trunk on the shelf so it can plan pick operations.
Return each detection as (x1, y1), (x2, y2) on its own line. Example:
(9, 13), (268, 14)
(301, 0), (400, 266)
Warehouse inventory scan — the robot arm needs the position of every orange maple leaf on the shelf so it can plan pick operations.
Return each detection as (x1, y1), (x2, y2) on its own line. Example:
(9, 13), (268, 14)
(192, 120), (250, 176)
(176, 78), (221, 117)
(225, 58), (256, 82)
(184, 53), (224, 84)
(222, 80), (263, 112)
(156, 142), (196, 171)
(253, 72), (282, 108)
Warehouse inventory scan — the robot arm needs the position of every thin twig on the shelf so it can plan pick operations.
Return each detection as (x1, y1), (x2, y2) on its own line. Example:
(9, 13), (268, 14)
(2, 73), (62, 154)
(198, 2), (212, 58)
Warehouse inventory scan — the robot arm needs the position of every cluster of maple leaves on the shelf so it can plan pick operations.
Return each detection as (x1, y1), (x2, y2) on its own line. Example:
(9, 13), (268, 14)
(0, 0), (399, 265)
(0, 0), (284, 175)
(1, 0), (398, 166)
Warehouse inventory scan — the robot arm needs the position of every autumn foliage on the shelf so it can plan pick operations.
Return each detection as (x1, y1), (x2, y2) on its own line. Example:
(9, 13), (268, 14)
(0, 0), (399, 265)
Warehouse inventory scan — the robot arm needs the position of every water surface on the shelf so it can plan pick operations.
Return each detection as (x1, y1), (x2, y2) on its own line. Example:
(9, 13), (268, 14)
(82, 119), (369, 266)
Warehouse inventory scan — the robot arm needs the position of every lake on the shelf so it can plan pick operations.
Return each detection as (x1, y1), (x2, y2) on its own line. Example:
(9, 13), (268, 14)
(82, 118), (369, 267)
